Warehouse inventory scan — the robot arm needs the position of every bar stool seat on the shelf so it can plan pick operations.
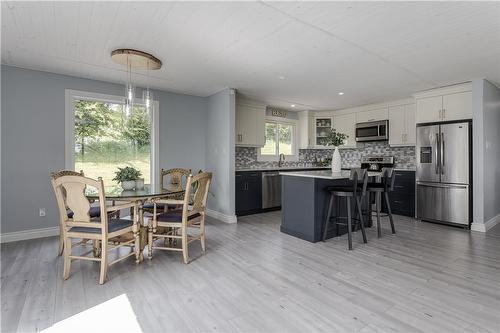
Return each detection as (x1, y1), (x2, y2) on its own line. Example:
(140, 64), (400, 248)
(322, 169), (368, 250)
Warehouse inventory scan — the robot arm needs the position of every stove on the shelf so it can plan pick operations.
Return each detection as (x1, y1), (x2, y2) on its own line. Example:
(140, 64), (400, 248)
(361, 156), (394, 172)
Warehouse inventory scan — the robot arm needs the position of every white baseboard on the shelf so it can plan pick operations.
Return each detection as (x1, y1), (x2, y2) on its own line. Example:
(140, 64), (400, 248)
(0, 226), (59, 243)
(206, 209), (237, 224)
(471, 214), (500, 232)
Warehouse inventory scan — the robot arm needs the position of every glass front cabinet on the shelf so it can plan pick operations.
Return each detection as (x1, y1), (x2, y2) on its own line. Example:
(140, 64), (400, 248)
(314, 117), (333, 147)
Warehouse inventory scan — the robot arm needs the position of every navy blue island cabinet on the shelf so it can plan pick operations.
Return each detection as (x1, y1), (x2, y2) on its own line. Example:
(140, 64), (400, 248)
(280, 170), (363, 243)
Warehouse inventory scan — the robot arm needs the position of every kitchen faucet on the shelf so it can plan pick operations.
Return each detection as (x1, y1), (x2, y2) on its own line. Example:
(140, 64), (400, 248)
(278, 153), (285, 167)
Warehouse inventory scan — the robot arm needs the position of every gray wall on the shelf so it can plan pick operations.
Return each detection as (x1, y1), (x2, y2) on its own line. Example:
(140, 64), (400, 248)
(482, 80), (500, 222)
(472, 78), (500, 228)
(205, 89), (236, 219)
(1, 65), (207, 234)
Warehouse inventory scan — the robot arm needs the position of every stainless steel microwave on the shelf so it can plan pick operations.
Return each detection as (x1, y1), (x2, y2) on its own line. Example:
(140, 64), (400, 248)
(355, 120), (389, 142)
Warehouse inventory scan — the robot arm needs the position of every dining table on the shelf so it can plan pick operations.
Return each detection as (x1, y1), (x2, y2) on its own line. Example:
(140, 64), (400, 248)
(86, 184), (185, 261)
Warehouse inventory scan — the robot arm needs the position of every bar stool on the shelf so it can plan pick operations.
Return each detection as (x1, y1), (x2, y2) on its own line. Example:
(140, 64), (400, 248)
(322, 168), (368, 250)
(366, 167), (396, 237)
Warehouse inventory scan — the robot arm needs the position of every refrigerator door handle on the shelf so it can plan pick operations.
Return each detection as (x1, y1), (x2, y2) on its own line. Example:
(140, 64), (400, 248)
(417, 182), (468, 189)
(435, 132), (440, 174)
(441, 132), (445, 174)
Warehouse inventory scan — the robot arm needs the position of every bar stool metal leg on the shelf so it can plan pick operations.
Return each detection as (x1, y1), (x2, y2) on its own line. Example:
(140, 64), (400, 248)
(376, 192), (382, 238)
(322, 194), (334, 241)
(384, 192), (396, 234)
(346, 196), (353, 250)
(356, 196), (367, 243)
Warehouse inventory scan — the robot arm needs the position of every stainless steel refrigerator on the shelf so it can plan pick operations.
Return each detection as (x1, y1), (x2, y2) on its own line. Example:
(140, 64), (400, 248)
(416, 121), (471, 227)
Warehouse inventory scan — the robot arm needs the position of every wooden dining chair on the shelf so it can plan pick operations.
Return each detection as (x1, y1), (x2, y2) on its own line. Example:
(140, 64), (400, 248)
(148, 172), (212, 263)
(142, 168), (191, 214)
(52, 174), (140, 284)
(51, 170), (99, 256)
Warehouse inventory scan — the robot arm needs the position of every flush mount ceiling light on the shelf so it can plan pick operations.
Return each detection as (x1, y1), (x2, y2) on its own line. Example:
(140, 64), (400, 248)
(111, 49), (162, 112)
(338, 92), (344, 95)
(291, 104), (296, 107)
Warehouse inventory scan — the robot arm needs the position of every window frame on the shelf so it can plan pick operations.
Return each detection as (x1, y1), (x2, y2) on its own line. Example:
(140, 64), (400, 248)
(257, 116), (298, 162)
(64, 89), (160, 189)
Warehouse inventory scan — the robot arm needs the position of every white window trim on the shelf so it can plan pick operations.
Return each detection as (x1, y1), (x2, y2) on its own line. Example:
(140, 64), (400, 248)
(257, 116), (299, 162)
(64, 89), (160, 189)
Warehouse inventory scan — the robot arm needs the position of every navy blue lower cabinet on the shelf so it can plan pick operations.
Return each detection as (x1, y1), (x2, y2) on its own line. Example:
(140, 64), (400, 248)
(382, 170), (415, 217)
(235, 172), (262, 216)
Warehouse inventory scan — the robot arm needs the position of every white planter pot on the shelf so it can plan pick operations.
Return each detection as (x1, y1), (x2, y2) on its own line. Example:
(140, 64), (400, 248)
(331, 147), (341, 173)
(121, 180), (136, 191)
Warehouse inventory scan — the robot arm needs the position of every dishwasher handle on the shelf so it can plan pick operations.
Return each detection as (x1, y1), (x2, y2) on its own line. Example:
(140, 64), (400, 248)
(262, 172), (280, 177)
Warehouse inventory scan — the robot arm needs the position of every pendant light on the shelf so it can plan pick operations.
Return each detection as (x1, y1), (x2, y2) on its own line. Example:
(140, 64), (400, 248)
(143, 59), (152, 110)
(111, 49), (162, 113)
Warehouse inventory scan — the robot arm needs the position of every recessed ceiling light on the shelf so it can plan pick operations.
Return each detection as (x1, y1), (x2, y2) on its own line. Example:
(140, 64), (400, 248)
(278, 75), (286, 80)
(291, 104), (296, 107)
(338, 92), (344, 95)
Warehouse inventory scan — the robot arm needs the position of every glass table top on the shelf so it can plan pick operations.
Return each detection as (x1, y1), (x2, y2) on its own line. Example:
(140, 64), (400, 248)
(85, 184), (184, 199)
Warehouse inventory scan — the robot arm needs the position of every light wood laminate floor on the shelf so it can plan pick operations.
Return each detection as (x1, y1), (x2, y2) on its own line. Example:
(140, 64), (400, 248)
(2, 212), (500, 332)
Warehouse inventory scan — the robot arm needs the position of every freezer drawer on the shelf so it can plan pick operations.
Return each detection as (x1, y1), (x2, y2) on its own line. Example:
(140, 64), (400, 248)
(417, 182), (469, 226)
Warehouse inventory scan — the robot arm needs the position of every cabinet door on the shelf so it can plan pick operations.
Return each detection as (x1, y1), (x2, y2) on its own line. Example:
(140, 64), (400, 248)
(388, 105), (405, 145)
(356, 108), (388, 123)
(442, 91), (472, 121)
(235, 173), (262, 214)
(404, 104), (416, 145)
(333, 113), (356, 148)
(416, 96), (442, 123)
(235, 104), (265, 146)
(298, 114), (314, 149)
(314, 117), (332, 147)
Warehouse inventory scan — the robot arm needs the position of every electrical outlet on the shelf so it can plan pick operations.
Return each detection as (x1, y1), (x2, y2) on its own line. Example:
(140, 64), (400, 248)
(39, 208), (46, 217)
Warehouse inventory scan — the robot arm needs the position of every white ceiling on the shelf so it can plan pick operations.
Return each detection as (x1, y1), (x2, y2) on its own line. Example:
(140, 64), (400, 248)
(2, 1), (500, 110)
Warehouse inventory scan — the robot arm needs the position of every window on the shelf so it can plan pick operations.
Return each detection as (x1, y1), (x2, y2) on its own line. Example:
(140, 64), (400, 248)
(259, 119), (297, 161)
(65, 90), (159, 187)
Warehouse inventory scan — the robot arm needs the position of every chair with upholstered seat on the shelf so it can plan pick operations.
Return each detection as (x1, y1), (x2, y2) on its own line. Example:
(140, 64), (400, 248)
(52, 174), (140, 284)
(142, 168), (191, 214)
(148, 172), (212, 263)
(51, 170), (101, 256)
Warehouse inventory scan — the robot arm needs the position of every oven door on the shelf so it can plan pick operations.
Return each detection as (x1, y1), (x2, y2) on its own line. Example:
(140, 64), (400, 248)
(356, 120), (388, 142)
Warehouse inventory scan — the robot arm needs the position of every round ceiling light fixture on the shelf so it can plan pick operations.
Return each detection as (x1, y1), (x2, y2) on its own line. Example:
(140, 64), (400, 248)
(111, 49), (162, 70)
(338, 92), (344, 95)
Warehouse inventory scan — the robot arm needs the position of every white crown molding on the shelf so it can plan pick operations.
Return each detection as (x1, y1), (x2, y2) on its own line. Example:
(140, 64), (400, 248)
(471, 214), (500, 233)
(206, 209), (237, 224)
(1, 227), (59, 243)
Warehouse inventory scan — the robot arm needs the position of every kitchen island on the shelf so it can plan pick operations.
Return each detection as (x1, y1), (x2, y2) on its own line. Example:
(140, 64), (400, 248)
(279, 170), (378, 242)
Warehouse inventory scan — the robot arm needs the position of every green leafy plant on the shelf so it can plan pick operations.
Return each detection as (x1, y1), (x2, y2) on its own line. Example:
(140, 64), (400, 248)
(113, 166), (142, 183)
(325, 128), (348, 147)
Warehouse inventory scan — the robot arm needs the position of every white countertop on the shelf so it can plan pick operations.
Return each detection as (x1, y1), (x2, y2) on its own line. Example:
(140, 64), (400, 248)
(236, 166), (329, 172)
(279, 170), (383, 179)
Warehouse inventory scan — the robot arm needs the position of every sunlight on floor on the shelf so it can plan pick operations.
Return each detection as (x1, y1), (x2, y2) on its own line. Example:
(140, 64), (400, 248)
(41, 294), (142, 333)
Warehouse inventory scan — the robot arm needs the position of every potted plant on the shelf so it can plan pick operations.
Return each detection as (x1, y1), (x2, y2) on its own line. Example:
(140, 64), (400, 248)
(325, 129), (348, 173)
(113, 166), (142, 190)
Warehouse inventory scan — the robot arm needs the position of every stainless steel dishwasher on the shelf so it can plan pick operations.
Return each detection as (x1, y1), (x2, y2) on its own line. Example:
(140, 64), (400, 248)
(262, 171), (281, 209)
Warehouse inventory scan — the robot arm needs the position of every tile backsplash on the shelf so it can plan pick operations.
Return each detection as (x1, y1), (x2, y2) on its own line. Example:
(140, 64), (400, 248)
(236, 142), (415, 169)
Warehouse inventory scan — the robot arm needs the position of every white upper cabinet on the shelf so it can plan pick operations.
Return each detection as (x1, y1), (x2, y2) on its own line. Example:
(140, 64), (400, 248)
(235, 102), (265, 147)
(442, 91), (472, 121)
(298, 111), (314, 149)
(333, 113), (356, 148)
(415, 96), (442, 123)
(356, 107), (388, 123)
(314, 117), (333, 147)
(414, 82), (472, 124)
(389, 104), (415, 146)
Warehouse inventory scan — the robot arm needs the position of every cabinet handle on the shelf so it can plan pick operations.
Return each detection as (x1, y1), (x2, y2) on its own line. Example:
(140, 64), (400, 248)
(394, 200), (403, 204)
(442, 109), (446, 119)
(438, 109), (442, 120)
